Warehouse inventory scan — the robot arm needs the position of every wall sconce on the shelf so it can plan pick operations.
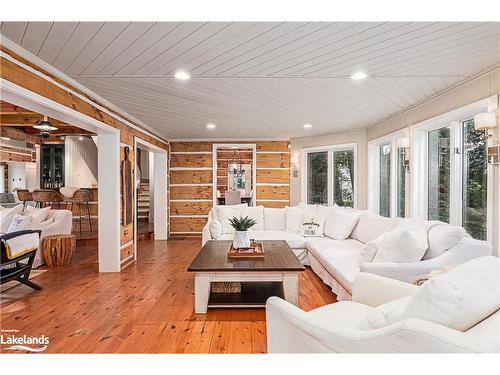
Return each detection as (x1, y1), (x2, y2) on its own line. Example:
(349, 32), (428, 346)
(396, 137), (411, 172)
(474, 111), (499, 164)
(474, 112), (497, 133)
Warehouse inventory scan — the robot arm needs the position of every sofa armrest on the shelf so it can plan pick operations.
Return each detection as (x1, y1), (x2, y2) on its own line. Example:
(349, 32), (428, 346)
(351, 272), (418, 307)
(201, 215), (212, 247)
(360, 237), (492, 283)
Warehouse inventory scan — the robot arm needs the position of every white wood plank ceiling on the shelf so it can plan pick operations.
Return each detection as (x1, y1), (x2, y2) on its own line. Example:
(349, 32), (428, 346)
(1, 22), (499, 139)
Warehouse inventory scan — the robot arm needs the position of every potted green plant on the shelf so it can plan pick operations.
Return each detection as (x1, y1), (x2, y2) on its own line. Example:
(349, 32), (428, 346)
(229, 216), (257, 249)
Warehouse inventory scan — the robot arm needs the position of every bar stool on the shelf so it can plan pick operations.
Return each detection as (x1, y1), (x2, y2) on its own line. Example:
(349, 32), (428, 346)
(16, 189), (33, 210)
(65, 189), (93, 236)
(32, 189), (63, 209)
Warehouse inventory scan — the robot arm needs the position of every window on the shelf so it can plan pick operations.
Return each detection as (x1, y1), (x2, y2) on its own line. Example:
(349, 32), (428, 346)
(302, 144), (357, 207)
(462, 119), (488, 240)
(411, 97), (492, 241)
(428, 127), (451, 222)
(379, 144), (391, 217)
(333, 150), (355, 207)
(396, 148), (407, 218)
(307, 151), (328, 205)
(368, 130), (409, 218)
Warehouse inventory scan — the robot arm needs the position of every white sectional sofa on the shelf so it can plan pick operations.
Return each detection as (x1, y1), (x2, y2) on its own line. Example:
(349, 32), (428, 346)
(0, 204), (73, 268)
(202, 203), (492, 301)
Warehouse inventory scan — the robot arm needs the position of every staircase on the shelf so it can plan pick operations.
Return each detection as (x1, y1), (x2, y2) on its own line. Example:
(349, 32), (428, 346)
(137, 180), (150, 222)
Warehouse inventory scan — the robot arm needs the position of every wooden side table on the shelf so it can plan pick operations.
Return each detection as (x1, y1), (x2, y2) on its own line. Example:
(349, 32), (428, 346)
(42, 234), (76, 266)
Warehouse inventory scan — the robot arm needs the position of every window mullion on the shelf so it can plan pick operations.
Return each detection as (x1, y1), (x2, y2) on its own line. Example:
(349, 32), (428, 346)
(327, 150), (333, 206)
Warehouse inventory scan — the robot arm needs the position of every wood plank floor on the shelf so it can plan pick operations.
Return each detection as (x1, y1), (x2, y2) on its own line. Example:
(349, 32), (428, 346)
(0, 239), (337, 353)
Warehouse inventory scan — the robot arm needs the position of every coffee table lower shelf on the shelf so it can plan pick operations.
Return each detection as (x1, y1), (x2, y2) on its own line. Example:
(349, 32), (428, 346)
(208, 282), (284, 308)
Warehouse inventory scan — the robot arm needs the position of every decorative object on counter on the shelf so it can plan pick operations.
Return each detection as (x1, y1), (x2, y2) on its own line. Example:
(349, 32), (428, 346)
(42, 234), (76, 267)
(121, 146), (133, 225)
(228, 240), (265, 258)
(229, 215), (257, 249)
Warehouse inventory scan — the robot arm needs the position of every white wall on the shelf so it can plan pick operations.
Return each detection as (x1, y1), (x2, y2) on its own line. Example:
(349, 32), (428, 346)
(64, 136), (98, 188)
(290, 129), (368, 209)
(7, 162), (27, 191)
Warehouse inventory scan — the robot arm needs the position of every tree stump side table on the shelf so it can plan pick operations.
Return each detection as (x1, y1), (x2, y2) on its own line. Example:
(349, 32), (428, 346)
(42, 234), (76, 266)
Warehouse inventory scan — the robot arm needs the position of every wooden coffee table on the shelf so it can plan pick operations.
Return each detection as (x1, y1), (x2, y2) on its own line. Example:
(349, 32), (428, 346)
(187, 240), (305, 314)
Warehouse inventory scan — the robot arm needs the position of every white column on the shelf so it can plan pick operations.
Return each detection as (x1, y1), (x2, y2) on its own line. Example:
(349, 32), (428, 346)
(97, 133), (121, 272)
(153, 151), (168, 240)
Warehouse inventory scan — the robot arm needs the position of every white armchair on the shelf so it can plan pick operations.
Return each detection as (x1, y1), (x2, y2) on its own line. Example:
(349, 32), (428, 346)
(266, 257), (500, 353)
(360, 237), (492, 283)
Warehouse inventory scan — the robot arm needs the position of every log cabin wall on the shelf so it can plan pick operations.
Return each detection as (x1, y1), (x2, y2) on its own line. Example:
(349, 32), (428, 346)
(0, 44), (169, 270)
(169, 141), (290, 237)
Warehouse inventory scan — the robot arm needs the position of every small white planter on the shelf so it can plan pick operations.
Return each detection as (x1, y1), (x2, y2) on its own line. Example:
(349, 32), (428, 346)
(233, 230), (251, 249)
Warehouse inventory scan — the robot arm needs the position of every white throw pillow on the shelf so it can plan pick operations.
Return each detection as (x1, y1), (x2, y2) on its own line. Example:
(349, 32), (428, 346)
(401, 256), (500, 332)
(214, 204), (248, 234)
(7, 213), (33, 233)
(38, 217), (55, 228)
(299, 214), (326, 237)
(359, 296), (411, 330)
(0, 204), (23, 233)
(243, 206), (264, 230)
(351, 213), (398, 244)
(263, 208), (286, 231)
(209, 218), (223, 239)
(285, 206), (303, 233)
(297, 203), (329, 216)
(372, 220), (428, 263)
(358, 234), (384, 266)
(25, 205), (51, 224)
(423, 221), (467, 259)
(324, 206), (361, 240)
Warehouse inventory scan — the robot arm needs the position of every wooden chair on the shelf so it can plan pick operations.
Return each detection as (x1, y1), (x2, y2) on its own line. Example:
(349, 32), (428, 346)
(32, 189), (63, 209)
(225, 190), (241, 205)
(64, 189), (93, 236)
(1, 230), (42, 291)
(16, 189), (33, 210)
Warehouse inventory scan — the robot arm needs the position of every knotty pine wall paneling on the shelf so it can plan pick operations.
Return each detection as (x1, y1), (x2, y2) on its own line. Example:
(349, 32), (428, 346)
(169, 141), (290, 237)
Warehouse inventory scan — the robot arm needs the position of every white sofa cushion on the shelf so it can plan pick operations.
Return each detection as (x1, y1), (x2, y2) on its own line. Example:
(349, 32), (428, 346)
(243, 205), (264, 230)
(324, 207), (361, 240)
(25, 205), (51, 224)
(264, 208), (286, 231)
(214, 203), (248, 234)
(401, 256), (500, 332)
(217, 230), (306, 249)
(7, 213), (33, 233)
(358, 235), (384, 266)
(285, 206), (303, 233)
(0, 204), (23, 233)
(423, 221), (467, 259)
(309, 301), (375, 330)
(372, 220), (428, 263)
(351, 213), (398, 244)
(306, 237), (365, 292)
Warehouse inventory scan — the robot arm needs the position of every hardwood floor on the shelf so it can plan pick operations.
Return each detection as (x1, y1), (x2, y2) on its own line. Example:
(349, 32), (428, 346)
(0, 239), (337, 354)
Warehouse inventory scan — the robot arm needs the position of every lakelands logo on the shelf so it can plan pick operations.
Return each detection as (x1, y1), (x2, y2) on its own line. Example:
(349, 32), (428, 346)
(0, 329), (49, 352)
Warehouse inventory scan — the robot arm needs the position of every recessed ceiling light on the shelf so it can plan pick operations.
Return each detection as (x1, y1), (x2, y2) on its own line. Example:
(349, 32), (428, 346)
(174, 70), (191, 80)
(350, 71), (368, 80)
(303, 123), (313, 129)
(206, 123), (216, 129)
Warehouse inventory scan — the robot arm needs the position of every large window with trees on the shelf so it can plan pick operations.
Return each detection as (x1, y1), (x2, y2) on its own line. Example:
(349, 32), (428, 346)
(302, 144), (357, 207)
(379, 144), (391, 217)
(411, 98), (492, 241)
